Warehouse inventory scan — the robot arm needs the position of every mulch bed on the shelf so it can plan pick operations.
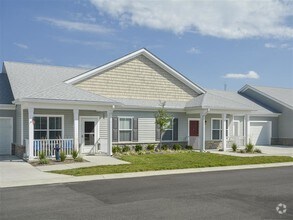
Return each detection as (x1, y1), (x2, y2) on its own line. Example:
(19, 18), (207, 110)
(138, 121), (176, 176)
(30, 158), (87, 166)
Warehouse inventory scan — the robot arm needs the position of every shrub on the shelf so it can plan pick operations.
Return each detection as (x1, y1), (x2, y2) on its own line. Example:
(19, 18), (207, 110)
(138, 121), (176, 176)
(112, 146), (122, 154)
(254, 148), (262, 153)
(60, 151), (67, 162)
(239, 149), (246, 153)
(134, 144), (143, 152)
(39, 158), (48, 164)
(74, 157), (83, 162)
(245, 142), (254, 153)
(72, 150), (78, 159)
(39, 151), (46, 160)
(146, 144), (155, 151)
(185, 145), (193, 150)
(173, 144), (182, 151)
(122, 145), (131, 152)
(232, 143), (237, 152)
(161, 144), (168, 151)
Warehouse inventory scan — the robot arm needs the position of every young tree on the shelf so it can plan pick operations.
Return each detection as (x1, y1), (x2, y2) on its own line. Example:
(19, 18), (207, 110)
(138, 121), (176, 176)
(155, 101), (172, 149)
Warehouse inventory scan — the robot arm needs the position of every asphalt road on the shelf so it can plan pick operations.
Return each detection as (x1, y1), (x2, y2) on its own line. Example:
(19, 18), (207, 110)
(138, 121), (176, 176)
(1, 166), (292, 220)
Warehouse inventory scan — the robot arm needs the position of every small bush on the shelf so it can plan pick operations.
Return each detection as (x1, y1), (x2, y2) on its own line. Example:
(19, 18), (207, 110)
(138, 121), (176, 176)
(245, 142), (254, 153)
(39, 158), (48, 164)
(60, 151), (67, 162)
(239, 149), (246, 153)
(146, 144), (155, 151)
(72, 150), (78, 159)
(39, 151), (46, 160)
(74, 157), (83, 162)
(185, 145), (193, 150)
(161, 144), (168, 151)
(254, 148), (262, 153)
(173, 144), (182, 151)
(232, 143), (237, 152)
(134, 144), (143, 152)
(112, 146), (122, 154)
(122, 145), (131, 152)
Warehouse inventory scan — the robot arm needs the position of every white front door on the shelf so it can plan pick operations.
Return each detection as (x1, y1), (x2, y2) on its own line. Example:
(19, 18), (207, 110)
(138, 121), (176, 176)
(80, 117), (99, 154)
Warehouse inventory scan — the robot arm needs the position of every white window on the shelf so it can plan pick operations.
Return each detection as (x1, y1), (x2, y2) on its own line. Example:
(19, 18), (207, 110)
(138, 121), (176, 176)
(34, 116), (62, 139)
(119, 117), (132, 142)
(211, 119), (228, 140)
(162, 119), (173, 141)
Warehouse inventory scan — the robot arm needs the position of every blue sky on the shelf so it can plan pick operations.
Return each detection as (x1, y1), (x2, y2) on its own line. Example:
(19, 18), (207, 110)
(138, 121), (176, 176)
(1, 0), (292, 91)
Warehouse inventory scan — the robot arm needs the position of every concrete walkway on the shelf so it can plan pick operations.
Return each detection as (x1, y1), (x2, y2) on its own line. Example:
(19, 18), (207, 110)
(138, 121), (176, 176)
(209, 145), (293, 157)
(1, 155), (292, 188)
(36, 155), (130, 172)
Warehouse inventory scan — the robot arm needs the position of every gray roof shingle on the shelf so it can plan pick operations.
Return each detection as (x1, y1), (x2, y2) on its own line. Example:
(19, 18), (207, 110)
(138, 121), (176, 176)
(0, 73), (14, 104)
(3, 61), (118, 104)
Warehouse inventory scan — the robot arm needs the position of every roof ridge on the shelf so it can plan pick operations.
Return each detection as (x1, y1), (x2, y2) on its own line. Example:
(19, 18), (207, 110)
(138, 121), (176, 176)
(4, 61), (89, 71)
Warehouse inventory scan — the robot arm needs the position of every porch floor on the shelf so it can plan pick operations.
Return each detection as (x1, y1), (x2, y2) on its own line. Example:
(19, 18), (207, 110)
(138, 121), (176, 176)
(36, 155), (130, 172)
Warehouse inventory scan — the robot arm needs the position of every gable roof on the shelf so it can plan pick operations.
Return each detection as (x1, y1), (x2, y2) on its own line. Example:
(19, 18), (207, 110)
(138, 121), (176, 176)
(186, 90), (278, 115)
(0, 72), (14, 104)
(65, 48), (206, 94)
(3, 61), (119, 105)
(239, 85), (293, 110)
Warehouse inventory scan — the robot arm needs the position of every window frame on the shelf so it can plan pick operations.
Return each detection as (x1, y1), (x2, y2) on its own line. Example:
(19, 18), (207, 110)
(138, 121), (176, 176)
(211, 118), (229, 140)
(33, 114), (64, 140)
(162, 118), (174, 142)
(118, 116), (133, 142)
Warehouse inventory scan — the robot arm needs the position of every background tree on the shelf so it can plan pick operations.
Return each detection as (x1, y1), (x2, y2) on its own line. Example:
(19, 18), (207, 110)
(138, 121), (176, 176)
(155, 101), (172, 149)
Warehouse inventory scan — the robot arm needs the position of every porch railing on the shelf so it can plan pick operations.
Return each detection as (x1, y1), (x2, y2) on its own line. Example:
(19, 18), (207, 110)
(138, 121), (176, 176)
(28, 139), (74, 157)
(228, 136), (245, 147)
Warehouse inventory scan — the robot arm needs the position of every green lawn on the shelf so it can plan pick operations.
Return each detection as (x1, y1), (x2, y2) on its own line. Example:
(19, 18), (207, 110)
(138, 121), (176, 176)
(51, 152), (293, 176)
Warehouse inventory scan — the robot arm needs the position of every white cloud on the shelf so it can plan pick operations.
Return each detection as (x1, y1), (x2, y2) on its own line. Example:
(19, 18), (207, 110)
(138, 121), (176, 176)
(90, 0), (293, 39)
(186, 47), (201, 54)
(223, 71), (260, 79)
(265, 42), (293, 50)
(14, 43), (28, 49)
(54, 37), (114, 49)
(36, 17), (114, 34)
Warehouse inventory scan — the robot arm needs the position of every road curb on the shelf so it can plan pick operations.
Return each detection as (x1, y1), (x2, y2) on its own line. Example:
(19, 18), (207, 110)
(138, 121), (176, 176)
(1, 162), (293, 188)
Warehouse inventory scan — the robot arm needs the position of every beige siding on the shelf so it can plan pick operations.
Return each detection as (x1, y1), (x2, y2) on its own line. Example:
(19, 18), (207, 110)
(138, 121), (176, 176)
(75, 55), (198, 101)
(138, 118), (156, 142)
(99, 117), (108, 139)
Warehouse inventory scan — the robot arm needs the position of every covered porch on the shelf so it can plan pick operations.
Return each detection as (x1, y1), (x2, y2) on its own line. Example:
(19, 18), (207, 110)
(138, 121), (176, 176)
(19, 102), (116, 160)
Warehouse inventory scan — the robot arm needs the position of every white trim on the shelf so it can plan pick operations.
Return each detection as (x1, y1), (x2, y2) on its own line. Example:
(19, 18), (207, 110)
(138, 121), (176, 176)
(188, 118), (200, 146)
(249, 120), (272, 145)
(118, 116), (134, 142)
(0, 104), (15, 110)
(79, 116), (100, 153)
(65, 49), (205, 94)
(20, 105), (23, 145)
(211, 118), (229, 140)
(33, 114), (64, 139)
(0, 117), (13, 155)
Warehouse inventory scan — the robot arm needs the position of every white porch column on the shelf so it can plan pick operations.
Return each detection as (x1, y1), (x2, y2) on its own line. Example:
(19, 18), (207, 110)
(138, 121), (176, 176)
(28, 107), (34, 159)
(244, 114), (250, 145)
(222, 113), (227, 151)
(107, 110), (113, 156)
(199, 112), (206, 152)
(73, 109), (79, 151)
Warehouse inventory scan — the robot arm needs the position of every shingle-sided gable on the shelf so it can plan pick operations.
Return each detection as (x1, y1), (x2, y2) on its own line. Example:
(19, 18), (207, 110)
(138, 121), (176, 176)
(75, 55), (199, 101)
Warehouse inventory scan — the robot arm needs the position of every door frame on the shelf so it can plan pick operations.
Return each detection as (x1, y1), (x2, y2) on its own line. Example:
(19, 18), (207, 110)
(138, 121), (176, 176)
(188, 118), (200, 146)
(0, 117), (13, 155)
(79, 116), (100, 153)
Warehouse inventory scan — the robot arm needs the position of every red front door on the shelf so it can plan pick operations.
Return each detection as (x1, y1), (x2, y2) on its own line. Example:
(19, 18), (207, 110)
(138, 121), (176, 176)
(189, 120), (199, 137)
